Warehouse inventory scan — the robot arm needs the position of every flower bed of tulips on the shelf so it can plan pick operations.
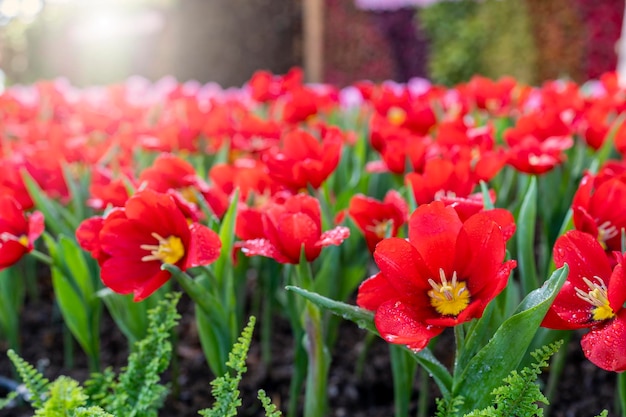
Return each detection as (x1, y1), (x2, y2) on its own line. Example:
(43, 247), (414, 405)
(0, 67), (626, 416)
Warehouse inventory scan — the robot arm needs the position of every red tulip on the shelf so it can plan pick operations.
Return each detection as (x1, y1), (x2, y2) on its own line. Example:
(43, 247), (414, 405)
(542, 230), (626, 372)
(0, 196), (44, 270)
(78, 190), (221, 301)
(239, 193), (349, 264)
(357, 201), (516, 351)
(348, 190), (408, 253)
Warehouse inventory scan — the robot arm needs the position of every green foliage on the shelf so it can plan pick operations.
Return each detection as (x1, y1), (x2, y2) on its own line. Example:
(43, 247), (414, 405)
(35, 377), (88, 417)
(258, 390), (282, 417)
(104, 292), (181, 416)
(7, 349), (50, 409)
(434, 396), (465, 417)
(198, 316), (256, 417)
(420, 0), (536, 85)
(0, 391), (18, 410)
(2, 293), (180, 417)
(71, 406), (114, 417)
(464, 341), (562, 417)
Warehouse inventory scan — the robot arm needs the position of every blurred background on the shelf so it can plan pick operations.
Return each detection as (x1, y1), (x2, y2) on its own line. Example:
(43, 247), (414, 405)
(0, 0), (623, 88)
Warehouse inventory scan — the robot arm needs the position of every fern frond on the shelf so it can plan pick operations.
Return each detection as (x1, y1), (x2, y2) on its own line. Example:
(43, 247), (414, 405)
(72, 406), (115, 417)
(108, 292), (181, 417)
(0, 391), (18, 410)
(7, 349), (50, 409)
(258, 389), (282, 417)
(594, 410), (609, 417)
(35, 376), (87, 417)
(434, 396), (465, 417)
(198, 316), (256, 417)
(83, 367), (116, 409)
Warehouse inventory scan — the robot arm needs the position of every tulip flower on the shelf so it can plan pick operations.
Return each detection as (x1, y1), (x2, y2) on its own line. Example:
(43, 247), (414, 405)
(348, 190), (408, 253)
(77, 189), (221, 301)
(542, 230), (626, 372)
(238, 193), (349, 264)
(0, 196), (44, 270)
(357, 201), (516, 351)
(263, 127), (343, 192)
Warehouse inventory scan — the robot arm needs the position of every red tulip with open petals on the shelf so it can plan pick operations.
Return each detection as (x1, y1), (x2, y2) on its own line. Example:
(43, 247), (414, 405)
(0, 196), (44, 270)
(239, 193), (350, 264)
(348, 190), (408, 253)
(357, 201), (516, 351)
(542, 230), (626, 372)
(79, 190), (221, 301)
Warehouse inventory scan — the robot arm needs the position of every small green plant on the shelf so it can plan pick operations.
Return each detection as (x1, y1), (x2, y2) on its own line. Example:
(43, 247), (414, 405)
(198, 315), (256, 417)
(1, 292), (181, 417)
(433, 340), (608, 417)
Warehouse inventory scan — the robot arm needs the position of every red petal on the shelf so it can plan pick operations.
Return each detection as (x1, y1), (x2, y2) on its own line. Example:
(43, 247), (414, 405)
(185, 223), (221, 268)
(0, 242), (28, 269)
(238, 238), (292, 264)
(374, 299), (444, 351)
(317, 226), (350, 247)
(581, 311), (626, 372)
(608, 260), (626, 313)
(408, 201), (462, 277)
(100, 256), (165, 300)
(482, 208), (516, 241)
(454, 211), (507, 296)
(373, 238), (432, 297)
(27, 211), (45, 242)
(356, 272), (401, 311)
(553, 231), (612, 290)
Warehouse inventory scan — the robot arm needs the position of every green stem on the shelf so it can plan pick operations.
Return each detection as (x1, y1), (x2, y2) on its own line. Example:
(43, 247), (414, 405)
(417, 367), (429, 417)
(619, 372), (626, 417)
(28, 249), (53, 266)
(303, 303), (330, 417)
(390, 344), (416, 417)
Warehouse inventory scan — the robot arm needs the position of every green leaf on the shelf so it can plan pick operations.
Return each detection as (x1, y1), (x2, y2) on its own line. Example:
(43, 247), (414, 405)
(21, 169), (74, 237)
(515, 175), (538, 294)
(452, 264), (569, 413)
(286, 286), (452, 397)
(212, 188), (239, 289)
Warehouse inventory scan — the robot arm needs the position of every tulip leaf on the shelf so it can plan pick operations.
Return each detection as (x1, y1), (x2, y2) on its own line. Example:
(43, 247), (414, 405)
(43, 233), (102, 369)
(516, 175), (538, 294)
(98, 289), (151, 344)
(212, 188), (239, 289)
(21, 169), (74, 237)
(286, 285), (453, 397)
(452, 264), (569, 413)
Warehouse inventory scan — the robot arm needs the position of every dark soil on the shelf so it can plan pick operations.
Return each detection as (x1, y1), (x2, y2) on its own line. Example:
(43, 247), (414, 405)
(0, 277), (617, 417)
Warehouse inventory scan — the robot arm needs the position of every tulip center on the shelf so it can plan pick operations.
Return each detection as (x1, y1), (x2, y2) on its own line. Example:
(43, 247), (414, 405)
(179, 186), (199, 204)
(596, 220), (618, 250)
(575, 276), (615, 321)
(387, 106), (407, 126)
(0, 232), (29, 248)
(140, 232), (185, 264)
(367, 220), (392, 239)
(428, 268), (470, 316)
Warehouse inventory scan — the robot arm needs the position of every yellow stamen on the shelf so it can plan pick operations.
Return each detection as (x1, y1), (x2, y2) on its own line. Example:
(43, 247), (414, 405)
(575, 276), (615, 321)
(387, 106), (407, 126)
(428, 269), (470, 316)
(179, 186), (199, 204)
(18, 235), (29, 247)
(366, 220), (392, 239)
(596, 221), (618, 250)
(140, 232), (185, 264)
(1, 232), (29, 248)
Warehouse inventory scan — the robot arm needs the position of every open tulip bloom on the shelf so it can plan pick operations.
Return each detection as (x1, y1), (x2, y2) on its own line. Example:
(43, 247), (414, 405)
(357, 201), (516, 351)
(542, 230), (626, 372)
